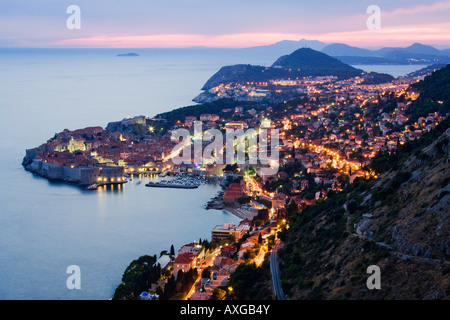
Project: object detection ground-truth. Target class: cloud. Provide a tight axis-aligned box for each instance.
[46,21,450,49]
[312,22,450,47]
[49,33,306,48]
[1,1,449,48]
[383,0,450,16]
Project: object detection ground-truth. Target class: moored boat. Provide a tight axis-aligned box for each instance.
[86,183,98,190]
[145,181,199,189]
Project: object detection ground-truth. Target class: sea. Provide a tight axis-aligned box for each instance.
[0,47,428,300]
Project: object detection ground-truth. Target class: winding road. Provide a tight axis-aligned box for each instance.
[270,239,286,300]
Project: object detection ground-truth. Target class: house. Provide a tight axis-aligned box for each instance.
[240,236,258,249]
[211,268,230,287]
[173,253,196,278]
[211,222,246,242]
[271,192,287,211]
[225,121,248,130]
[222,182,243,205]
[307,165,321,173]
[300,179,309,190]
[185,116,196,127]
[213,256,235,268]
[238,219,252,231]
[178,242,204,259]
[153,255,171,270]
[219,244,238,257]
[200,114,219,122]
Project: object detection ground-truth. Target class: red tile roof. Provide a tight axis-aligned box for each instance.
[174,253,195,264]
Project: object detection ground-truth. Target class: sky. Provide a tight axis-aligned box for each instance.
[1,0,450,48]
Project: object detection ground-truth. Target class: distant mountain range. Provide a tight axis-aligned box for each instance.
[248,39,329,52]
[183,40,450,67]
[241,39,328,58]
[236,40,450,65]
[320,42,450,65]
[201,48,363,90]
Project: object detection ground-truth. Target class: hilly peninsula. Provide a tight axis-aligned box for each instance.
[201,48,364,91]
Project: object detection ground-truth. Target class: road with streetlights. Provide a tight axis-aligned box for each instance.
[270,239,285,300]
[184,247,221,300]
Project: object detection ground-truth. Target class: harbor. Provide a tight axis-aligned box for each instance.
[145,182,199,189]
[145,174,205,189]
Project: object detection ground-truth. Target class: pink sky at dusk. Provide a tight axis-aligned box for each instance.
[1,0,450,48]
[50,22,450,48]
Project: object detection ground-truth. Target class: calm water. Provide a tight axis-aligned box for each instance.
[0,48,427,299]
[351,64,430,77]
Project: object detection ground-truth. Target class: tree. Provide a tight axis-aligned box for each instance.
[201,239,210,250]
[255,208,270,222]
[252,219,263,228]
[112,254,161,300]
[170,244,175,257]
[202,267,211,279]
[160,275,176,300]
[287,199,299,216]
[211,287,227,300]
[227,263,266,300]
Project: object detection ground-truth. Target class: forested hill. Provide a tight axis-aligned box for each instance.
[410,63,450,103]
[201,48,363,90]
[406,63,450,120]
[271,48,363,77]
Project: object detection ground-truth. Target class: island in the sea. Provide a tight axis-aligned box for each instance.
[117,52,140,57]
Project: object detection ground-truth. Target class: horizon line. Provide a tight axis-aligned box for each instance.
[1,41,450,50]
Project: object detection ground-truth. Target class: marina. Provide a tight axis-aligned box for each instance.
[145,175,204,189]
[145,182,199,189]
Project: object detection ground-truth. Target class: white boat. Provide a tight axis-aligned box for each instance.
[86,183,98,190]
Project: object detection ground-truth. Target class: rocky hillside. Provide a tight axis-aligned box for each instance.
[277,120,450,300]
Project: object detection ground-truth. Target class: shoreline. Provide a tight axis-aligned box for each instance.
[205,187,258,221]
[221,206,258,220]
